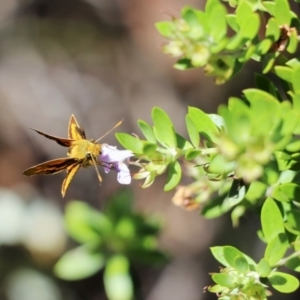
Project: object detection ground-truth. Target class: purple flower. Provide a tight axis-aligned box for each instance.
[99,144,133,184]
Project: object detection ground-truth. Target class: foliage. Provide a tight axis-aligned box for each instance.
[156,0,299,83]
[54,190,166,300]
[208,199,300,299]
[114,0,300,298]
[54,0,300,299]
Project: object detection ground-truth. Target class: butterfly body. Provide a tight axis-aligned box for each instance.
[23,115,104,197]
[68,139,101,164]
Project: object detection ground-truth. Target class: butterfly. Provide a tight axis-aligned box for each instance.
[23,114,122,197]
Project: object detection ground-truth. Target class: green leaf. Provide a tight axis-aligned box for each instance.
[210,37,228,54]
[211,246,255,268]
[243,44,256,62]
[268,271,299,293]
[142,142,157,155]
[209,114,225,129]
[236,0,253,26]
[138,120,156,143]
[257,258,271,277]
[54,246,104,280]
[245,181,267,203]
[262,53,276,74]
[226,10,259,50]
[292,93,300,112]
[286,209,300,232]
[164,161,182,191]
[207,284,225,293]
[139,172,156,189]
[231,205,246,227]
[212,273,236,288]
[264,233,289,265]
[226,33,243,50]
[265,17,280,41]
[272,183,300,202]
[176,133,193,150]
[286,139,300,152]
[234,256,250,273]
[228,97,248,112]
[152,107,177,148]
[210,246,230,267]
[207,0,227,42]
[223,246,249,271]
[208,153,235,175]
[255,38,272,56]
[155,21,176,38]
[226,14,238,32]
[185,148,201,160]
[261,198,285,242]
[292,67,300,95]
[274,0,292,25]
[275,103,296,140]
[275,151,292,170]
[141,142,156,155]
[65,201,111,244]
[243,88,279,105]
[104,255,133,300]
[182,7,200,27]
[286,58,300,69]
[274,66,293,82]
[188,107,219,142]
[287,29,298,53]
[285,256,300,272]
[239,14,260,40]
[185,115,200,147]
[263,1,275,16]
[115,133,144,154]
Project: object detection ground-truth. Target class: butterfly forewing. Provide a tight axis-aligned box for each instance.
[68,114,86,140]
[30,129,74,147]
[23,158,79,176]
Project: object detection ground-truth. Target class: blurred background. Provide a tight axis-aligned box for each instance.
[0,0,277,299]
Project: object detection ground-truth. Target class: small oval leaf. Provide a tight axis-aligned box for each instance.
[54,246,104,280]
[152,107,177,149]
[164,161,182,191]
[269,272,299,293]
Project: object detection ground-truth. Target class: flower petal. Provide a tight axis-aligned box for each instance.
[116,162,131,184]
[100,144,133,163]
[99,144,133,184]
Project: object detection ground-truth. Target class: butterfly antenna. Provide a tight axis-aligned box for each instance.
[90,155,102,183]
[95,119,123,143]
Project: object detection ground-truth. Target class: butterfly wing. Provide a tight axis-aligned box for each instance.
[23,158,78,175]
[68,114,86,140]
[30,129,74,147]
[61,162,81,197]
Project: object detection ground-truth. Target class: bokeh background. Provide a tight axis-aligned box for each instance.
[0,0,289,299]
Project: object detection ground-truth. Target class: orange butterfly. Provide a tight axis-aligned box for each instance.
[23,115,122,197]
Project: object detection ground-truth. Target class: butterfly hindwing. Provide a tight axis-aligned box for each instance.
[23,158,79,176]
[61,162,81,197]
